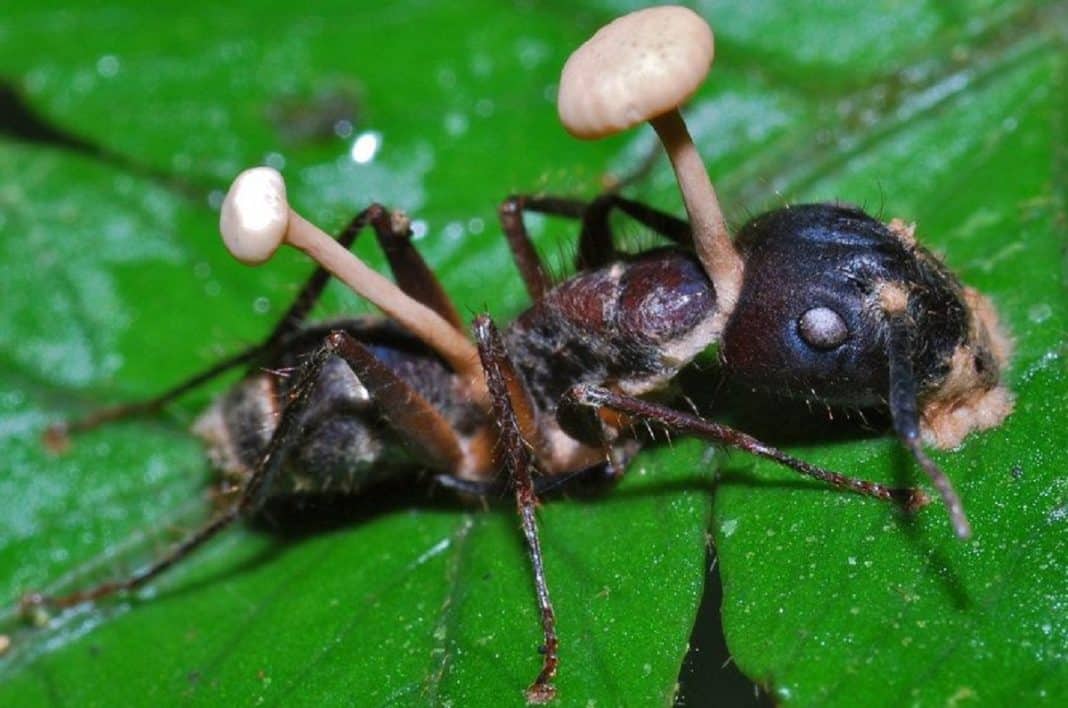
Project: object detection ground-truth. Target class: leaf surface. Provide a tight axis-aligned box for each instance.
[0,2,1064,707]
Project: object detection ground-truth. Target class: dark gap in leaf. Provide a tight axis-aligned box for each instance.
[676,556,772,706]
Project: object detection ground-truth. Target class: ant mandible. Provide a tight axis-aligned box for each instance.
[28,6,1013,703]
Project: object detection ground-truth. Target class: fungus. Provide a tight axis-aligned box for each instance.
[558,5,744,314]
[219,167,486,399]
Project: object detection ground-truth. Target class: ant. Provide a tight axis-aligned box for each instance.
[23,7,1012,703]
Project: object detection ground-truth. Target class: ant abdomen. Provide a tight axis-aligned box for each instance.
[194,319,485,499]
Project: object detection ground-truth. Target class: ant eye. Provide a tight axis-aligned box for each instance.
[798,307,848,350]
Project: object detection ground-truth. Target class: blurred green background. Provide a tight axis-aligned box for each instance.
[0,1,1064,706]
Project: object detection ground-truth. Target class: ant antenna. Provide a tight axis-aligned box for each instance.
[556,6,745,316]
[220,166,488,403]
[883,287,972,539]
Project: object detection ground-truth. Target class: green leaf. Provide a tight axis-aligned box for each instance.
[1,2,1064,707]
[0,3,707,706]
[691,1,1067,706]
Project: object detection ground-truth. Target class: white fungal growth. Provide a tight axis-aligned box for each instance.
[219,166,290,265]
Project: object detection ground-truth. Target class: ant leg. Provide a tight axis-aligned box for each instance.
[497,193,691,300]
[368,207,464,330]
[44,343,273,449]
[46,206,382,444]
[498,195,586,301]
[886,314,971,539]
[320,331,468,470]
[26,332,346,611]
[561,384,929,510]
[26,329,469,612]
[576,194,690,270]
[472,314,558,704]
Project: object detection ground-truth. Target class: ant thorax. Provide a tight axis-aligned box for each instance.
[506,248,718,412]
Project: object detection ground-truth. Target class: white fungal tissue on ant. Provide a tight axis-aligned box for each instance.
[27,5,1012,703]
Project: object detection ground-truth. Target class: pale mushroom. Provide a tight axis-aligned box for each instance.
[558,6,744,314]
[219,166,486,400]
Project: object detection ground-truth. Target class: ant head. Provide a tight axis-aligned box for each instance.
[721,203,1013,537]
[723,210,1012,457]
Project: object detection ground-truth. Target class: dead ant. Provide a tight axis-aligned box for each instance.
[24,6,1013,703]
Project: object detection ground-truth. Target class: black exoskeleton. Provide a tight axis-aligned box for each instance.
[724,203,996,406]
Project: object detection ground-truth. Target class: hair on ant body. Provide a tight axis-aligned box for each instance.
[26,6,1012,703]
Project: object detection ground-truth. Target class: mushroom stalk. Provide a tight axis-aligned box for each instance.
[555,6,745,318]
[219,166,487,404]
[650,110,743,313]
[283,211,485,398]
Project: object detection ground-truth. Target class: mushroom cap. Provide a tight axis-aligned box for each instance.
[558,6,714,139]
[219,166,290,265]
